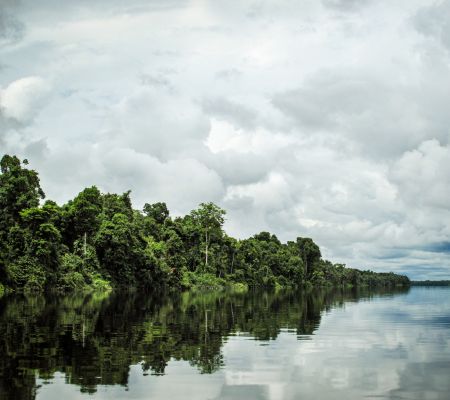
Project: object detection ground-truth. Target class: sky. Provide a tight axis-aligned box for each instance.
[1,0,449,280]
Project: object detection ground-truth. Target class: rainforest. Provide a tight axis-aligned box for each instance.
[0,154,410,294]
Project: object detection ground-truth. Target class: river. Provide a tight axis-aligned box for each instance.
[0,286,449,399]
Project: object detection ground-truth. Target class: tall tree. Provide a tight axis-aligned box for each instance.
[190,203,226,271]
[0,155,45,230]
[63,186,102,247]
[143,202,169,224]
[296,237,321,278]
[0,155,45,281]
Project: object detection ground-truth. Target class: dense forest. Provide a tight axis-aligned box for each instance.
[0,155,410,293]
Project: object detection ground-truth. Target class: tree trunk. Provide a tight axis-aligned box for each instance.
[205,230,208,268]
[230,251,235,274]
[84,232,87,265]
[305,256,308,277]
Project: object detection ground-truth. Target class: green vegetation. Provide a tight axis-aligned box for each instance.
[0,155,410,292]
[411,280,450,286]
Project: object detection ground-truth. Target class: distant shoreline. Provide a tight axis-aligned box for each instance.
[411,280,450,286]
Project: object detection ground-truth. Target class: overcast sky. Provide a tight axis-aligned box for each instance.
[1,0,449,279]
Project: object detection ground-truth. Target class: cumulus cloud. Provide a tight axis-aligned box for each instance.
[391,140,450,211]
[202,97,258,130]
[97,147,225,214]
[0,9,24,46]
[106,88,210,161]
[414,0,450,51]
[1,0,449,279]
[322,0,372,12]
[0,76,52,153]
[0,76,51,124]
[272,69,449,159]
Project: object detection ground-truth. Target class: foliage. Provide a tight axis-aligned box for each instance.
[190,202,226,272]
[89,275,112,291]
[411,280,450,286]
[181,271,227,290]
[6,256,47,291]
[0,154,410,292]
[58,270,86,291]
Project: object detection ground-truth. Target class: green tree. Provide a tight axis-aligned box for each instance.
[143,202,169,224]
[63,186,102,247]
[94,213,141,284]
[0,155,45,282]
[0,153,411,291]
[190,203,226,272]
[101,191,133,220]
[296,237,321,279]
[141,202,170,241]
[0,155,45,227]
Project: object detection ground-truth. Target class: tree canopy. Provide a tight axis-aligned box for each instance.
[0,155,410,293]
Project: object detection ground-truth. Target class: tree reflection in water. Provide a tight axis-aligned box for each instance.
[0,287,409,399]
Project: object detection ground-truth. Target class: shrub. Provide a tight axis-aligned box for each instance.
[229,282,248,292]
[60,253,83,272]
[58,271,86,291]
[90,275,112,291]
[189,272,226,290]
[6,256,46,291]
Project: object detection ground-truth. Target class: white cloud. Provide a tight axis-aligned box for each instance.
[97,147,226,214]
[0,76,51,124]
[272,68,450,160]
[107,87,210,161]
[1,0,449,279]
[414,0,450,51]
[391,139,450,211]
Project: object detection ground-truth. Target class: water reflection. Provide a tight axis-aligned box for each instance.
[2,286,447,400]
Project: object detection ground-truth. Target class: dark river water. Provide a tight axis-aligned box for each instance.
[0,286,449,400]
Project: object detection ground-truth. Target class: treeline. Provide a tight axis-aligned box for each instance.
[411,280,450,286]
[0,155,410,292]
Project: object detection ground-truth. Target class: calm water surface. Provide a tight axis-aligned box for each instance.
[0,287,449,400]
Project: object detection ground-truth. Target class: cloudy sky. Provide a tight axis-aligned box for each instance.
[1,0,449,279]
